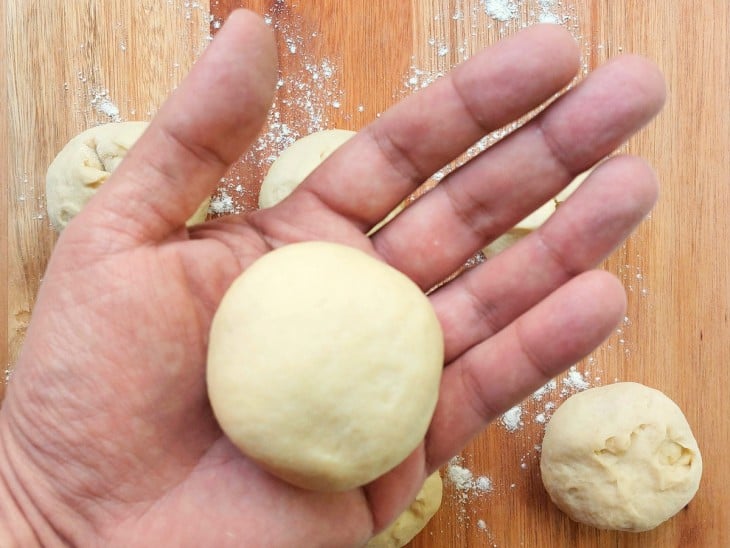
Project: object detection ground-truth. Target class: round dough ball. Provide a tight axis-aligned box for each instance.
[46,121,210,231]
[258,129,356,209]
[540,382,702,532]
[258,128,406,233]
[207,241,444,492]
[366,472,443,548]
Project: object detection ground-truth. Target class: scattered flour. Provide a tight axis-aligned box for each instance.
[209,190,234,214]
[484,0,519,22]
[562,366,591,394]
[446,457,494,501]
[532,379,558,401]
[447,462,474,493]
[475,476,493,492]
[500,405,523,432]
[213,8,345,214]
[90,89,121,122]
[537,0,561,24]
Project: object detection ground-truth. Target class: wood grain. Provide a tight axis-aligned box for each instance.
[3,0,729,546]
[1,0,9,390]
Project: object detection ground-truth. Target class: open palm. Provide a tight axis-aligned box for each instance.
[0,10,665,547]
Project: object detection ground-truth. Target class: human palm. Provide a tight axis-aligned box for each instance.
[0,10,665,547]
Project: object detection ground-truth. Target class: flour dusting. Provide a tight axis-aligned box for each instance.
[210,9,345,214]
[90,89,121,122]
[447,457,494,504]
[484,0,519,22]
[500,405,524,432]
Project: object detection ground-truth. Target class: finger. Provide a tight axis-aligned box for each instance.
[425,270,627,469]
[73,10,277,248]
[251,24,580,241]
[431,155,658,363]
[371,54,666,289]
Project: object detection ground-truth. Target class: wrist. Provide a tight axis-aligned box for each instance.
[0,432,42,547]
[0,416,67,547]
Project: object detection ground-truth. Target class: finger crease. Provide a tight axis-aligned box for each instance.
[441,181,497,244]
[365,125,425,190]
[533,229,583,279]
[462,275,504,342]
[513,319,554,382]
[449,75,494,135]
[460,355,503,423]
[534,117,580,178]
[161,126,230,173]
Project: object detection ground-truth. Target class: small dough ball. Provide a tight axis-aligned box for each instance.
[366,472,443,548]
[540,382,702,532]
[483,170,590,258]
[207,241,444,492]
[46,122,210,231]
[258,129,356,208]
[259,128,405,232]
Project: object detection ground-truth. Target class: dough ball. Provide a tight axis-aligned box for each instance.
[540,382,702,532]
[207,241,444,492]
[46,122,210,231]
[259,128,406,233]
[258,129,356,209]
[366,472,443,548]
[483,170,590,258]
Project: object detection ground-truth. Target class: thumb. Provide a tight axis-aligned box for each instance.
[70,9,277,250]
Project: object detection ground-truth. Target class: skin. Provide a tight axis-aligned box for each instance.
[0,10,665,548]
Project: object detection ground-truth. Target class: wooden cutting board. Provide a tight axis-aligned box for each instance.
[2,1,729,546]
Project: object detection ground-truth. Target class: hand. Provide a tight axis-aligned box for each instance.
[0,10,664,547]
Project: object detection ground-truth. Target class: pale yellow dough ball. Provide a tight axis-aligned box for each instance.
[540,382,702,532]
[258,128,405,234]
[366,472,443,548]
[258,129,356,209]
[46,122,209,231]
[207,241,444,492]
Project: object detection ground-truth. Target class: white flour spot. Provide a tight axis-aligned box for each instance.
[484,0,519,22]
[446,457,494,502]
[533,379,557,400]
[501,404,523,432]
[562,366,591,393]
[90,89,121,122]
[537,0,560,23]
[209,190,234,214]
[475,475,493,492]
